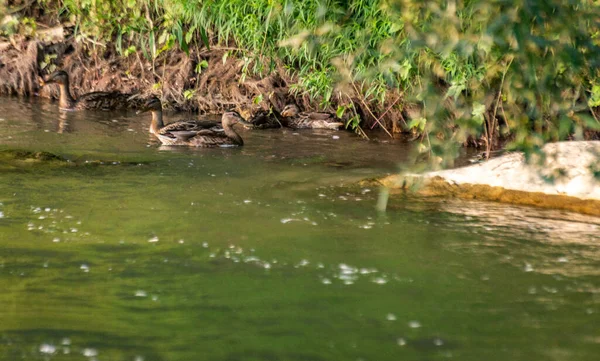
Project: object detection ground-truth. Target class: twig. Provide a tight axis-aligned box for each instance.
[488,58,513,158]
[351,82,393,138]
[369,96,400,130]
[79,34,106,48]
[7,0,35,14]
[355,124,370,140]
[344,94,369,140]
[500,102,509,132]
[198,46,250,55]
[581,90,600,124]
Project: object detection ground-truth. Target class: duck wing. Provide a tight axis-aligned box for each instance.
[159,120,222,134]
[303,111,334,120]
[76,91,134,110]
[185,130,237,147]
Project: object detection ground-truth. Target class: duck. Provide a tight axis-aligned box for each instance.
[39,70,136,111]
[137,97,252,147]
[280,104,344,130]
[243,109,282,129]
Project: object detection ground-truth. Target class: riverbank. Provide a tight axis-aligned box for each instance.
[3,0,599,149]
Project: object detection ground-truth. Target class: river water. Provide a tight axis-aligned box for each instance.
[1,97,599,361]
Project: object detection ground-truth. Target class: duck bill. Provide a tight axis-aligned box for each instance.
[43,73,60,85]
[236,117,254,127]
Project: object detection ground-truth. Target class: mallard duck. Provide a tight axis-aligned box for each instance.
[39,70,136,111]
[137,97,252,147]
[280,104,344,130]
[242,109,282,129]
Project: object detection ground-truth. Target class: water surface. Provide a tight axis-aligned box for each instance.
[1,97,599,361]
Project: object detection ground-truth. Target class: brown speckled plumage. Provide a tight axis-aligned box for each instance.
[39,70,139,111]
[138,97,251,147]
[280,104,344,130]
[243,110,282,129]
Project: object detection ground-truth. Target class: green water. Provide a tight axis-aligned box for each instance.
[1,97,599,361]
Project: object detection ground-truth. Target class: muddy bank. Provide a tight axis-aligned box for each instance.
[0,34,284,112]
[369,141,600,216]
[0,27,401,130]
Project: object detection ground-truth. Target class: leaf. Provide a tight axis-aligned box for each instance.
[588,85,600,107]
[195,60,209,74]
[183,89,196,100]
[149,31,156,59]
[446,81,466,100]
[185,28,194,45]
[222,52,229,65]
[471,102,486,125]
[398,59,412,81]
[390,22,403,33]
[252,94,263,104]
[116,32,122,54]
[173,23,183,47]
[157,36,174,56]
[408,117,427,131]
[158,30,168,45]
[580,113,600,131]
[336,105,346,118]
[345,115,360,129]
[199,27,210,50]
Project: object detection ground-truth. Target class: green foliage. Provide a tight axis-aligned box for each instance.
[183,89,195,100]
[41,0,403,110]
[378,0,600,163]
[15,0,600,159]
[589,84,600,108]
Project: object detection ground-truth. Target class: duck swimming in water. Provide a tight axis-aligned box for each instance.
[137,97,252,147]
[39,70,137,111]
[280,104,344,130]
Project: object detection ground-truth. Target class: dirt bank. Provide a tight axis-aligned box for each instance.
[1,26,409,133]
[0,33,287,112]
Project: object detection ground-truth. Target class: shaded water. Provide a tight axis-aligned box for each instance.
[1,97,599,361]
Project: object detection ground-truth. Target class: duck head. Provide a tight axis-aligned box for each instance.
[222,111,254,128]
[136,97,163,114]
[41,70,70,86]
[281,104,300,117]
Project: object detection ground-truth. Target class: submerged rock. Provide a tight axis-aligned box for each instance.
[372,141,600,216]
[0,149,68,167]
[0,149,150,170]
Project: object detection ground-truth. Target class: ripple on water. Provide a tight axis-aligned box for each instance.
[408,321,422,328]
[39,343,56,354]
[82,348,98,357]
[201,243,396,288]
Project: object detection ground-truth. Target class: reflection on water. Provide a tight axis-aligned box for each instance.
[1,96,599,361]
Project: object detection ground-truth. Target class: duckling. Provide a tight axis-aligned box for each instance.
[39,70,136,111]
[280,104,344,130]
[137,97,252,147]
